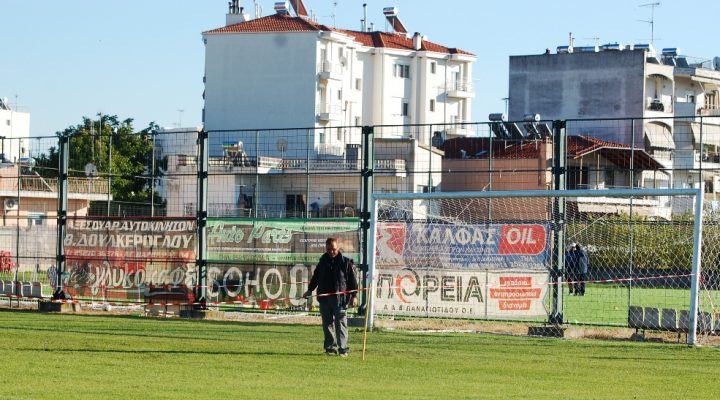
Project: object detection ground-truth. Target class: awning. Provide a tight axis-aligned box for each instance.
[691,76,720,89]
[644,123,675,149]
[690,122,720,147]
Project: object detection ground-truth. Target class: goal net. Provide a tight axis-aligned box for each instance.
[369,189,712,345]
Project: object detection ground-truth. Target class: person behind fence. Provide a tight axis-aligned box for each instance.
[303,237,358,357]
[575,243,589,296]
[565,242,577,295]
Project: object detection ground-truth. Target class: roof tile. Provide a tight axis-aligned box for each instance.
[204,14,474,56]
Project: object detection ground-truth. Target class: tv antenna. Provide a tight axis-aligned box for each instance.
[324,1,338,27]
[176,109,184,128]
[639,2,661,47]
[584,37,600,47]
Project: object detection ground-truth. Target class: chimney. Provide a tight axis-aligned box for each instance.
[226,0,249,25]
[412,32,423,51]
[362,3,368,32]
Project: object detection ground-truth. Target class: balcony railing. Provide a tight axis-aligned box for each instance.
[12,177,109,195]
[446,80,474,98]
[699,106,720,117]
[317,61,344,80]
[375,159,406,171]
[646,98,672,112]
[316,102,343,121]
[317,144,345,157]
[177,155,405,173]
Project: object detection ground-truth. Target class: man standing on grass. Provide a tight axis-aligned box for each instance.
[303,237,358,357]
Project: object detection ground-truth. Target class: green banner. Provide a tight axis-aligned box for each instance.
[207,218,360,264]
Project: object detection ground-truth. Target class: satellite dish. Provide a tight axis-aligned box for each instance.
[276,139,288,153]
[84,161,98,178]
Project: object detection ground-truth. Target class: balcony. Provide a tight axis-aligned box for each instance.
[316,102,343,122]
[674,101,696,117]
[317,61,344,81]
[317,144,345,158]
[699,106,720,117]
[375,159,407,177]
[571,191,671,219]
[646,98,672,113]
[446,80,474,98]
[279,158,406,176]
[2,176,110,195]
[178,154,406,176]
[445,121,475,138]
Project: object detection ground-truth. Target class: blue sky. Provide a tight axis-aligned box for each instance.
[2,0,718,137]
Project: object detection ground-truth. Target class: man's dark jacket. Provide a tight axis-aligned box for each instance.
[307,252,357,305]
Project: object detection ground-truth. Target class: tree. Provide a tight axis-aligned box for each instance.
[35,115,162,205]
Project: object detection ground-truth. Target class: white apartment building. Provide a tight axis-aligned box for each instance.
[202,3,476,148]
[0,97,30,163]
[509,45,720,199]
[161,2,475,218]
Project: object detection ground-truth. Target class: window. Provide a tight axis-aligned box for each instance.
[337,127,343,141]
[338,89,343,100]
[452,71,461,90]
[567,166,589,190]
[332,191,357,207]
[355,78,362,90]
[318,131,325,144]
[338,47,344,59]
[402,102,409,117]
[604,168,615,188]
[429,99,435,112]
[27,212,45,226]
[354,116,362,126]
[394,63,410,78]
[286,194,306,217]
[430,61,436,74]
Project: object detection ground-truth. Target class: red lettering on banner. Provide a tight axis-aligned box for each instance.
[489,288,542,299]
[499,300,531,311]
[498,224,546,255]
[499,276,532,287]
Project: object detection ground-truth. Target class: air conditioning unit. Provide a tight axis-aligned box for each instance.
[4,198,18,211]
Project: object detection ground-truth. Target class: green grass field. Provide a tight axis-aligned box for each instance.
[1,310,719,400]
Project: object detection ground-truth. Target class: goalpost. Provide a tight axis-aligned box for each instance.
[367,188,706,345]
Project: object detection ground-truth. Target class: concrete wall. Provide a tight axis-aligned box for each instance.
[509,50,647,125]
[203,32,319,131]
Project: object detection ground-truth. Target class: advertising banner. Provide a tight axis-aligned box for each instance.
[374,268,486,318]
[206,264,311,309]
[376,222,550,270]
[207,218,360,264]
[485,272,549,318]
[63,218,197,300]
[374,268,549,319]
[65,218,196,261]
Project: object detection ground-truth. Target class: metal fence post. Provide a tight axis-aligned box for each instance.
[359,125,374,315]
[53,135,69,300]
[550,119,567,324]
[195,129,209,309]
